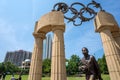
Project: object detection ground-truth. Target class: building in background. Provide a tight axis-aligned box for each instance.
[4,50,32,66]
[21,59,31,69]
[4,35,52,66]
[43,34,52,59]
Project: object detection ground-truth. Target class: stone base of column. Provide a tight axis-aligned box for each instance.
[105,55,120,80]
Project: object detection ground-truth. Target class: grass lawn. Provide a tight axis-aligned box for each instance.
[5,74,110,80]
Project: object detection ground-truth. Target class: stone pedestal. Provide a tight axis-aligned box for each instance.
[51,26,67,80]
[94,11,120,80]
[28,33,45,80]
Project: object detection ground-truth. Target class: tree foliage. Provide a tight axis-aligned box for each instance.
[98,54,108,74]
[66,54,80,75]
[0,62,21,74]
[42,58,51,76]
[0,54,108,76]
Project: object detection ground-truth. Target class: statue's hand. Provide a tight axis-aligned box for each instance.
[79,65,87,70]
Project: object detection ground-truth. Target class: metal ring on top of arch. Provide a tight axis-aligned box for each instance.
[52,0,103,26]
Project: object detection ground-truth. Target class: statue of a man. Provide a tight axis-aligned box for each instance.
[79,47,103,80]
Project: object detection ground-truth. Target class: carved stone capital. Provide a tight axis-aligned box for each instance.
[94,11,119,33]
[33,32,46,39]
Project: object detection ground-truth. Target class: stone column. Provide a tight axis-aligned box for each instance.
[99,28,120,80]
[28,32,45,80]
[112,31,120,48]
[51,26,67,80]
[94,11,120,80]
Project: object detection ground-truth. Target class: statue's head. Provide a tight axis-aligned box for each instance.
[82,47,89,56]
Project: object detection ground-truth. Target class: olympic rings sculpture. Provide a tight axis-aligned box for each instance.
[52,0,103,26]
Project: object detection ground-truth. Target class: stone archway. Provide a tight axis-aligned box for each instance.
[28,11,67,80]
[28,11,120,80]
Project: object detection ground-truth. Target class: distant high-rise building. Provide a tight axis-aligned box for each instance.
[43,34,52,59]
[4,50,32,66]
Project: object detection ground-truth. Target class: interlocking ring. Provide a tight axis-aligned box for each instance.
[53,2,69,14]
[80,7,96,22]
[87,1,102,12]
[52,0,103,26]
[64,7,78,23]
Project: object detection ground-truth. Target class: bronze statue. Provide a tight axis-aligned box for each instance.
[79,47,103,80]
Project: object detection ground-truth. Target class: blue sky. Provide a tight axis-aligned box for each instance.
[0,0,120,62]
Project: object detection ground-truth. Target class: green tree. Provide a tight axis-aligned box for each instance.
[0,62,21,74]
[0,63,5,73]
[42,59,51,76]
[67,54,80,75]
[98,54,108,74]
